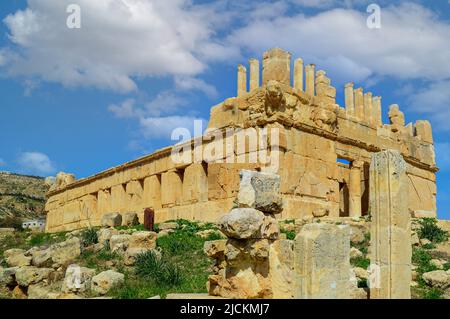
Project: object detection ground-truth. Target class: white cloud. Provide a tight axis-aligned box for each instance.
[226,3,450,85]
[174,76,218,98]
[139,115,205,140]
[408,81,450,131]
[17,152,56,176]
[1,0,232,92]
[436,143,450,172]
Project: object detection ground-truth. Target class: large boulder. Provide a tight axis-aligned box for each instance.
[15,266,53,287]
[92,270,125,295]
[109,234,131,254]
[122,212,139,226]
[4,249,31,267]
[204,240,227,259]
[61,264,96,294]
[237,170,283,214]
[50,237,82,265]
[30,248,53,267]
[101,213,122,228]
[128,231,157,250]
[0,267,18,286]
[219,208,265,239]
[422,270,450,289]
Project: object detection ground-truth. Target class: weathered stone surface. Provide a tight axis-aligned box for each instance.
[269,239,294,298]
[4,249,31,267]
[50,237,81,265]
[237,170,283,214]
[158,222,179,231]
[0,267,18,286]
[196,229,224,239]
[28,284,52,299]
[122,212,139,226]
[15,267,53,287]
[353,267,368,280]
[369,150,411,299]
[204,240,227,259]
[293,223,352,299]
[92,270,125,295]
[157,229,175,238]
[219,208,265,239]
[30,248,52,267]
[128,231,157,250]
[412,210,435,219]
[109,234,131,254]
[260,214,280,240]
[12,285,27,299]
[61,264,96,293]
[97,228,118,245]
[350,247,363,259]
[422,270,449,289]
[101,213,122,228]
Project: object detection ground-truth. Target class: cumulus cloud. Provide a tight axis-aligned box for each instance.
[1,0,231,92]
[17,152,56,175]
[226,3,450,86]
[408,81,450,131]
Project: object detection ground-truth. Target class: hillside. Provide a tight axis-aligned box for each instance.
[0,172,49,223]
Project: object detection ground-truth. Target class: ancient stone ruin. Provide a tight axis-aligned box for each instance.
[44,48,437,238]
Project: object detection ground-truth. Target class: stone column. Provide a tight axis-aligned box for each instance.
[354,88,364,120]
[364,92,373,125]
[369,150,411,299]
[262,48,291,85]
[305,64,316,96]
[414,120,433,144]
[349,161,362,218]
[249,58,260,91]
[345,82,355,115]
[294,58,304,91]
[237,64,247,97]
[372,96,382,128]
[294,223,351,299]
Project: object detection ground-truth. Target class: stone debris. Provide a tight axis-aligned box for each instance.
[92,270,125,295]
[101,213,122,228]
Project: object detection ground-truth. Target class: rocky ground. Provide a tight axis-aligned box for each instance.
[0,216,225,299]
[1,214,448,299]
[0,172,49,226]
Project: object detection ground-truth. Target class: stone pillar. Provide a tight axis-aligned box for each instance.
[369,150,411,299]
[364,92,373,124]
[249,58,260,91]
[294,223,351,299]
[345,82,355,115]
[305,64,316,96]
[161,169,183,207]
[237,64,247,97]
[262,48,291,85]
[349,161,362,218]
[354,88,364,120]
[294,58,304,91]
[372,96,382,128]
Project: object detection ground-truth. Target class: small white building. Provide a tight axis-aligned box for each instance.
[22,219,46,231]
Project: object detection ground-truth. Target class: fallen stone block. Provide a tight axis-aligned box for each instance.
[101,213,122,228]
[92,270,125,295]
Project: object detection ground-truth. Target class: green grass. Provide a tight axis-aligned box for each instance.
[81,228,98,247]
[411,246,443,299]
[109,220,215,299]
[77,248,120,271]
[280,229,296,240]
[350,256,370,269]
[417,218,449,244]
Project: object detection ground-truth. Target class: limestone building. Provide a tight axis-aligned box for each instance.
[44,48,437,232]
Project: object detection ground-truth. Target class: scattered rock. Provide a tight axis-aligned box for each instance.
[128,231,157,250]
[97,228,118,245]
[157,229,175,238]
[15,266,53,287]
[260,214,280,240]
[92,270,125,295]
[61,264,96,294]
[420,238,431,246]
[350,247,363,259]
[0,267,18,286]
[12,285,27,299]
[312,208,329,218]
[219,208,265,239]
[4,249,32,267]
[430,259,445,270]
[196,229,222,239]
[422,270,450,289]
[237,170,283,214]
[101,213,122,228]
[122,212,139,226]
[30,248,52,267]
[109,234,131,254]
[50,237,82,265]
[158,222,179,231]
[281,223,295,232]
[353,267,368,280]
[28,284,52,299]
[411,232,420,246]
[349,225,366,245]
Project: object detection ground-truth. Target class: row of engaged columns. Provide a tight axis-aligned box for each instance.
[345,83,382,128]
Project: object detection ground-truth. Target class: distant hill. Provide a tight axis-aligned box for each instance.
[0,172,49,223]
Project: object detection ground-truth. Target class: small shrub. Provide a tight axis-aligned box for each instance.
[28,233,52,246]
[422,287,443,299]
[135,251,183,286]
[280,229,296,240]
[418,218,449,243]
[350,256,370,269]
[0,216,23,230]
[157,230,204,255]
[81,228,98,247]
[357,278,368,288]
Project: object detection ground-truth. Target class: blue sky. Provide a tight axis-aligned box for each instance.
[0,0,449,219]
